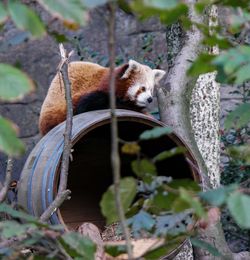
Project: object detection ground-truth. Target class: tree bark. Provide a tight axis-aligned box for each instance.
[157,2,238,260]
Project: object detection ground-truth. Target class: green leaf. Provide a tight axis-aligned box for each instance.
[0,221,36,239]
[117,0,133,14]
[60,232,96,259]
[227,145,250,164]
[100,177,137,224]
[150,190,178,213]
[0,63,34,101]
[179,188,206,218]
[131,1,188,26]
[169,179,201,192]
[8,1,46,38]
[139,0,179,9]
[199,184,238,206]
[195,2,209,13]
[219,0,249,8]
[121,142,140,155]
[105,244,127,257]
[224,103,250,130]
[153,147,186,163]
[131,159,157,178]
[202,34,231,50]
[190,238,221,257]
[172,198,191,212]
[214,48,246,75]
[139,126,172,140]
[0,117,25,156]
[0,203,62,230]
[227,192,250,228]
[83,0,107,8]
[40,0,87,26]
[235,64,250,84]
[212,46,250,84]
[0,3,8,24]
[143,235,186,259]
[188,53,217,77]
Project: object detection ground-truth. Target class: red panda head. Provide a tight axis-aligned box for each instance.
[115,60,166,108]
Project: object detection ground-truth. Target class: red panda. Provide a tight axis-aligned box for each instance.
[39,60,165,135]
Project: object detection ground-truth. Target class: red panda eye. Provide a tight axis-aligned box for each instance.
[141,86,146,92]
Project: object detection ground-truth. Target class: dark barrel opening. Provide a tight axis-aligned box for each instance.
[58,121,197,230]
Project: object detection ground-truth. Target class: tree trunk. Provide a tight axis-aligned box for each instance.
[157,3,237,260]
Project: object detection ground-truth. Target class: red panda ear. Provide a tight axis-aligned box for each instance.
[121,59,140,79]
[153,69,166,84]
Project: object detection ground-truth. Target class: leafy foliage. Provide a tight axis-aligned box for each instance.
[121,142,141,155]
[188,53,217,77]
[143,235,186,259]
[0,117,25,156]
[131,159,157,179]
[199,185,238,206]
[60,232,96,259]
[227,192,250,229]
[0,63,34,101]
[0,204,95,259]
[0,221,36,239]
[105,244,127,257]
[0,2,8,24]
[152,147,186,163]
[1,0,250,257]
[8,1,46,38]
[39,0,88,27]
[224,103,250,130]
[227,145,250,164]
[131,0,188,26]
[100,177,137,224]
[190,238,221,257]
[139,126,172,140]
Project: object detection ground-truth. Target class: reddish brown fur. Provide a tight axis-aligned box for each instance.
[39,62,136,135]
[98,64,136,99]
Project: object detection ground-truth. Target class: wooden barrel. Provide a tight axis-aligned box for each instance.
[18,109,199,232]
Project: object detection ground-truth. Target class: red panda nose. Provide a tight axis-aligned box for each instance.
[147,97,153,103]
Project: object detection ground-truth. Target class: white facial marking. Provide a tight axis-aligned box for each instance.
[137,90,152,107]
[127,84,140,99]
[124,61,166,107]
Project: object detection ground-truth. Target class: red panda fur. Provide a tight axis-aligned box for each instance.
[39,61,165,135]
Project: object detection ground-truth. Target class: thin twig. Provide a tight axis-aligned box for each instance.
[39,44,73,222]
[0,157,13,203]
[40,190,71,222]
[107,1,133,259]
[58,44,74,193]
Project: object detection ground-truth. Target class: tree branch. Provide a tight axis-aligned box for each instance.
[39,44,73,222]
[107,1,133,259]
[40,190,71,222]
[58,44,74,194]
[157,0,210,189]
[0,157,13,203]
